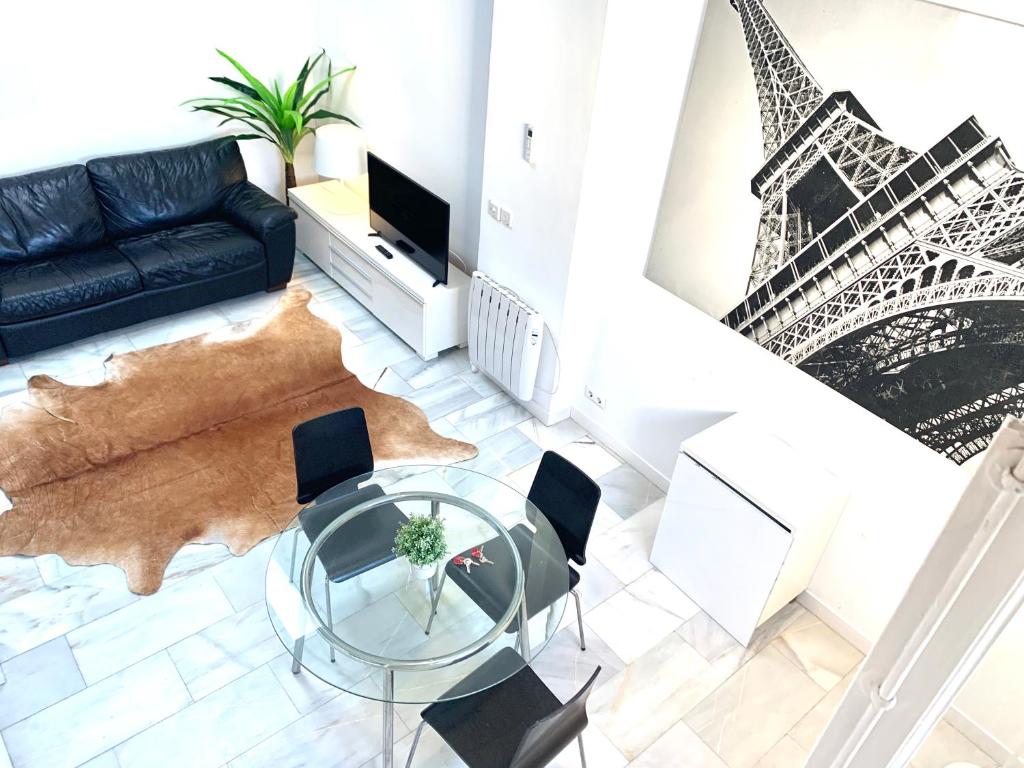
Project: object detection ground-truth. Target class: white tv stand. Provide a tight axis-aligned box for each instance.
[288,180,470,361]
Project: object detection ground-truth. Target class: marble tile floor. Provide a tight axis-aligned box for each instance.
[0,254,998,768]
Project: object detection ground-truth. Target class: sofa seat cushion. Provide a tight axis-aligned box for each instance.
[0,246,142,324]
[114,220,264,289]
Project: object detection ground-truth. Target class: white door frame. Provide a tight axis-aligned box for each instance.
[806,417,1024,768]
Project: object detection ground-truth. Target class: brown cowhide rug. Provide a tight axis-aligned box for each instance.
[0,289,476,594]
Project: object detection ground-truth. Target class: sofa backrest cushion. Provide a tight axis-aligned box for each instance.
[0,165,107,261]
[86,138,248,239]
[0,206,26,262]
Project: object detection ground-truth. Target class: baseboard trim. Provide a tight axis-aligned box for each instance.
[569,406,671,492]
[796,591,873,654]
[524,398,571,427]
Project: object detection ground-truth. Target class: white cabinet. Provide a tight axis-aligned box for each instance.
[288,181,470,361]
[651,413,848,646]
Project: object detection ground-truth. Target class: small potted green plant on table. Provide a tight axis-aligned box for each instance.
[393,515,447,580]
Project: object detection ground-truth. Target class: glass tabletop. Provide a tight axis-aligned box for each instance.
[265,464,570,705]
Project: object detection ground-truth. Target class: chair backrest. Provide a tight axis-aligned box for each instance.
[509,666,602,768]
[292,407,374,504]
[527,451,601,566]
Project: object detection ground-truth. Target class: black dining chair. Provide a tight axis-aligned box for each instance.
[425,451,600,651]
[405,647,602,768]
[289,407,409,662]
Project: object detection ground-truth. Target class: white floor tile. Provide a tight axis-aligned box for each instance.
[445,392,531,442]
[530,623,625,703]
[0,566,136,662]
[629,721,728,768]
[168,602,283,700]
[342,334,417,377]
[18,333,134,381]
[589,499,663,586]
[595,464,663,520]
[0,364,27,397]
[753,735,809,768]
[789,670,855,752]
[556,439,622,480]
[229,689,403,768]
[0,637,85,730]
[516,417,589,451]
[0,558,42,608]
[457,369,503,397]
[586,589,685,664]
[266,652,346,716]
[1,652,190,768]
[684,645,826,768]
[626,570,700,624]
[590,632,720,760]
[68,574,234,684]
[405,377,485,422]
[771,610,863,692]
[210,538,276,613]
[77,752,120,768]
[393,348,471,389]
[114,666,299,768]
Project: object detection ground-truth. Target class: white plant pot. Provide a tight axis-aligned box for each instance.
[410,562,437,580]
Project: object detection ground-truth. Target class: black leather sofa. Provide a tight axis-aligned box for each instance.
[0,138,296,362]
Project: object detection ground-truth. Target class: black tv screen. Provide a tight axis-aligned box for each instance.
[367,152,450,285]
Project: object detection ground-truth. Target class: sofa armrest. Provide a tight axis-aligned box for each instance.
[222,182,297,287]
[221,181,296,241]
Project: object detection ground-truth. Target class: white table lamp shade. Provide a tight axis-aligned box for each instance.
[314,123,366,180]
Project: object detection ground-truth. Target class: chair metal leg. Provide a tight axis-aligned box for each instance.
[405,721,426,768]
[325,574,335,663]
[578,734,587,768]
[571,589,586,651]
[291,635,304,674]
[289,527,300,584]
[383,669,395,768]
[425,569,447,635]
[519,592,532,661]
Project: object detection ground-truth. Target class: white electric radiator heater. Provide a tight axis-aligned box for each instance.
[468,272,543,401]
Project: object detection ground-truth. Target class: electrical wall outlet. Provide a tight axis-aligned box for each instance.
[584,385,606,409]
[487,200,499,220]
[499,207,512,228]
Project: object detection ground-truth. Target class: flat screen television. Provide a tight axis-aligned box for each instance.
[367,152,450,286]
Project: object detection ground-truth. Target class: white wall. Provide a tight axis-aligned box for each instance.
[475,0,609,421]
[310,0,493,271]
[0,0,322,197]
[550,0,1022,756]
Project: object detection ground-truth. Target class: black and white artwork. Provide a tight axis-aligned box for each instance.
[645,0,1024,464]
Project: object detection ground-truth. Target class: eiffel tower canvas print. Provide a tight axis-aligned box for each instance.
[645,0,1024,464]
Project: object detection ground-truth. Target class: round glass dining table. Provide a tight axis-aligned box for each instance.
[265,464,570,768]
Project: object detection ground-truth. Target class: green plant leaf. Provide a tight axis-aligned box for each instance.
[215,49,279,110]
[297,65,355,111]
[306,109,358,126]
[208,76,261,100]
[294,50,325,107]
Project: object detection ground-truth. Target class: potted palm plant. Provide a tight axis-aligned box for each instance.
[393,515,448,580]
[185,49,357,189]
